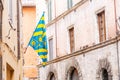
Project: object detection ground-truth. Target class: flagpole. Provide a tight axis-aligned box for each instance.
[24,46,29,54]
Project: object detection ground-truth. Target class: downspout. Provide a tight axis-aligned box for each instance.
[54,0,58,57]
[0,0,3,42]
[114,0,120,79]
[114,0,117,34]
[0,1,3,79]
[17,0,20,60]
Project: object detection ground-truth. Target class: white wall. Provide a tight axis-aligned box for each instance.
[46,0,117,57]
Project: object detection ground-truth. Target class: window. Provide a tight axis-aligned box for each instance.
[69,27,75,53]
[49,38,53,60]
[47,0,52,21]
[70,68,79,80]
[67,0,73,9]
[8,0,13,22]
[97,11,106,42]
[102,68,108,80]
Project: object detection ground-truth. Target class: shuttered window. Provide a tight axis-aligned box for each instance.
[97,11,106,42]
[69,27,74,53]
[49,38,53,61]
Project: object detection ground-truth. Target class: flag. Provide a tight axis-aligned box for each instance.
[28,12,48,66]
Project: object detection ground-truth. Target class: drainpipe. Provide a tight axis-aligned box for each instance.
[17,0,20,60]
[0,1,3,80]
[116,38,120,80]
[54,0,58,57]
[114,0,120,79]
[114,0,117,35]
[0,0,3,42]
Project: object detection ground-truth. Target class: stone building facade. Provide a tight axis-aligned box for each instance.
[37,0,120,80]
[0,0,23,80]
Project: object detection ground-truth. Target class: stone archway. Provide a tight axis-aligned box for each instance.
[65,57,83,80]
[47,65,58,80]
[96,58,112,80]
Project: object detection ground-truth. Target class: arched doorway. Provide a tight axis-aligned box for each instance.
[96,58,112,80]
[70,67,79,80]
[102,68,108,80]
[47,72,56,80]
[50,73,55,80]
[66,67,80,80]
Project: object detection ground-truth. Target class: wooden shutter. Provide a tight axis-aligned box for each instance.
[97,11,106,42]
[69,27,74,53]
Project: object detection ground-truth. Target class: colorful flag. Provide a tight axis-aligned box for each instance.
[28,12,48,66]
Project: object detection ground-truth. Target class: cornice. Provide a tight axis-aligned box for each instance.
[37,35,120,68]
[46,0,89,27]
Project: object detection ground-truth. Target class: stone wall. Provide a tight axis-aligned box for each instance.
[38,40,120,80]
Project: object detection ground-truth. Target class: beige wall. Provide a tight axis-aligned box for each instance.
[1,0,22,80]
[22,7,38,79]
[2,43,19,80]
[2,0,18,57]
